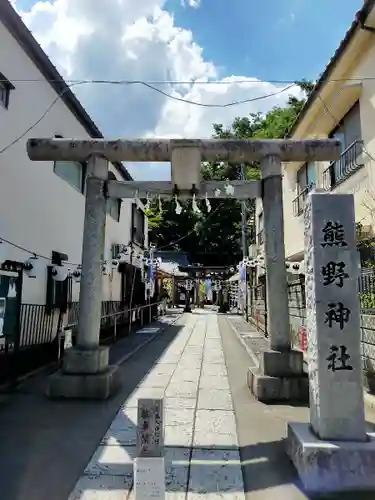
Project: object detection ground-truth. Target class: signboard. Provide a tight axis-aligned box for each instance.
[134,457,165,500]
[137,398,164,458]
[0,273,21,339]
[64,329,73,349]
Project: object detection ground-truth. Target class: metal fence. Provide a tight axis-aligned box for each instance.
[248,269,375,378]
[19,303,57,347]
[358,268,375,313]
[0,299,164,388]
[8,300,135,350]
[248,283,267,333]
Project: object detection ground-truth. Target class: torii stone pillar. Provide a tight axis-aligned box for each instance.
[27,137,340,400]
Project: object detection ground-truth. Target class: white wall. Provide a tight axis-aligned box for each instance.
[0,20,145,305]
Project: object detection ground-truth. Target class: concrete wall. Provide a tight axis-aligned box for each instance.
[0,19,147,308]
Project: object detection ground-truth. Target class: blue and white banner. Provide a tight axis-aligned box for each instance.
[205,279,212,301]
[239,261,246,282]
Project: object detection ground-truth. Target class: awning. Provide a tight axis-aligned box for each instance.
[159,261,188,277]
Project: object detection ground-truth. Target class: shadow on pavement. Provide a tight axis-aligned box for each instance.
[0,319,184,500]
[218,313,375,500]
[75,439,375,499]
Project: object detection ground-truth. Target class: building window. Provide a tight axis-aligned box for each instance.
[54,160,85,193]
[323,101,363,190]
[53,135,86,192]
[296,162,316,194]
[106,172,121,222]
[257,212,264,245]
[100,222,106,260]
[329,101,361,151]
[131,203,145,246]
[107,199,121,221]
[0,83,9,108]
[0,72,15,109]
[258,212,263,231]
[293,162,316,217]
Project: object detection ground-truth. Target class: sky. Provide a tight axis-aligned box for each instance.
[12,0,364,180]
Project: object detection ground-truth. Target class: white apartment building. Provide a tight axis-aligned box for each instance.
[0,1,148,344]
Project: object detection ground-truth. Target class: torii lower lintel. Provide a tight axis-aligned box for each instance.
[106,180,261,200]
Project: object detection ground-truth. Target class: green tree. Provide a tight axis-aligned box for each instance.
[147,81,312,265]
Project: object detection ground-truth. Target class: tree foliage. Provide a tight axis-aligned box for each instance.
[147,81,314,265]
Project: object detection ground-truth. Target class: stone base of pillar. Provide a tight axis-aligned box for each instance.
[247,349,308,402]
[286,422,375,493]
[46,346,121,400]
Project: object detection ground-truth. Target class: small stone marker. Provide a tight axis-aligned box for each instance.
[137,398,164,457]
[286,192,375,493]
[135,398,165,500]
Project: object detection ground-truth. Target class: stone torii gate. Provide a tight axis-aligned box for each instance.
[27,137,340,400]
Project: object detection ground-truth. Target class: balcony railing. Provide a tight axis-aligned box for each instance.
[257,229,264,246]
[323,140,364,190]
[292,187,309,217]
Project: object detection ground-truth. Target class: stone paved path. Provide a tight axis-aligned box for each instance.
[69,309,246,500]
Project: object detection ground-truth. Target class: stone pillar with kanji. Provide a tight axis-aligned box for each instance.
[306,192,365,441]
[286,192,375,494]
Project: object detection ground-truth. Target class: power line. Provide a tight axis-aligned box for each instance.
[0,199,223,267]
[1,77,359,262]
[0,81,296,155]
[156,201,224,251]
[3,76,375,85]
[145,82,296,108]
[0,81,87,155]
[0,234,80,267]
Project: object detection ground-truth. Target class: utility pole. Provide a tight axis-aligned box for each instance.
[240,164,249,322]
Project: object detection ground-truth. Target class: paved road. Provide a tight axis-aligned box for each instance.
[2,309,375,499]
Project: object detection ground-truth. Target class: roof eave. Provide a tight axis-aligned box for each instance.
[287,0,375,138]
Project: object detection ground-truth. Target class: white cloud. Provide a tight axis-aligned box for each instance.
[181,0,201,8]
[15,0,302,179]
